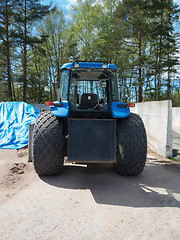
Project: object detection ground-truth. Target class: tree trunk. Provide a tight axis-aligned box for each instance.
[12,79,16,100]
[154,74,157,100]
[157,3,164,101]
[23,0,27,102]
[138,29,142,102]
[5,0,13,100]
[167,66,171,98]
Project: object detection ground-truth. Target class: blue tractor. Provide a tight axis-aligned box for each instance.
[33,61,147,176]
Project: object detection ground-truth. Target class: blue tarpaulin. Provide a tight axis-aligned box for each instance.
[0,102,39,149]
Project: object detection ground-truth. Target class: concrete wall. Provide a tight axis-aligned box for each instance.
[172,107,180,135]
[131,100,172,158]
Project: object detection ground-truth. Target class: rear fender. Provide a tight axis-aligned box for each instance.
[50,101,69,117]
[110,101,130,118]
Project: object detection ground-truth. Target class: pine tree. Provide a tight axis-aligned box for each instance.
[0,0,15,100]
[146,0,179,100]
[114,0,150,102]
[13,0,49,102]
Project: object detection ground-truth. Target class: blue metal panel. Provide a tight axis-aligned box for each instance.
[108,64,119,70]
[110,101,130,118]
[60,63,74,70]
[60,62,119,70]
[50,101,69,117]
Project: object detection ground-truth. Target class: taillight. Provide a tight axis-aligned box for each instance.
[127,103,135,107]
[44,102,53,106]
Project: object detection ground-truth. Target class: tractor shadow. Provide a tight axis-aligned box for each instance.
[40,157,180,208]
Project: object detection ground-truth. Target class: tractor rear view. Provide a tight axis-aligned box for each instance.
[32,61,147,176]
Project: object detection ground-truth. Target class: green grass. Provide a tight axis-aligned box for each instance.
[169,157,179,162]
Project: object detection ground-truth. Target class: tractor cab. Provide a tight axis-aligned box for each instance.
[60,61,119,108]
[51,61,130,119]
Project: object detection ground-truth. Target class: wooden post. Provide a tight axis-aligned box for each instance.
[28,123,35,162]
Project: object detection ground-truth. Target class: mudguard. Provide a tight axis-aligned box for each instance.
[50,101,69,117]
[110,101,130,118]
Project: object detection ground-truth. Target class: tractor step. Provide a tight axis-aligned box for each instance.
[68,118,116,163]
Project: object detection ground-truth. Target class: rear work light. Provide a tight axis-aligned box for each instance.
[44,102,54,106]
[127,103,135,107]
[74,63,80,68]
[102,63,108,68]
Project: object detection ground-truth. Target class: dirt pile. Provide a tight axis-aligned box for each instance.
[10,163,27,175]
[2,163,28,187]
[0,149,36,204]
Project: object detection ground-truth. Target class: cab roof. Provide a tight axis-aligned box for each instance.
[60,61,119,71]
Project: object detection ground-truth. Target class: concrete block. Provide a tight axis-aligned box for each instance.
[172,107,180,135]
[131,100,172,158]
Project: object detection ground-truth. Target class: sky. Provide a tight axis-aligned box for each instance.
[40,0,180,31]
[41,0,77,13]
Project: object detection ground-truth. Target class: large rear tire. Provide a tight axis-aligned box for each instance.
[33,111,64,176]
[114,113,147,176]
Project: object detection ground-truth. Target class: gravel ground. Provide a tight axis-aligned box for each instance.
[0,148,180,240]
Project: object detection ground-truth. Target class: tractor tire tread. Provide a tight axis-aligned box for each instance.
[33,111,64,176]
[114,113,147,176]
